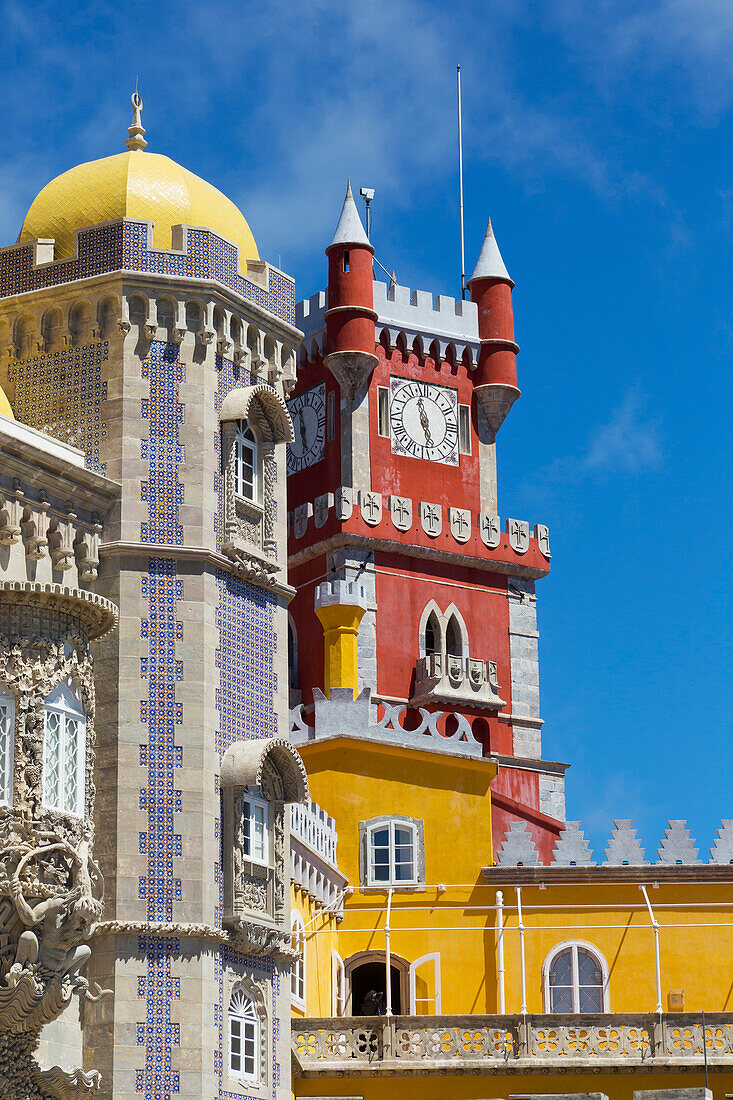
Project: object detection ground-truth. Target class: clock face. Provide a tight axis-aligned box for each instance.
[389,377,459,465]
[287,382,326,474]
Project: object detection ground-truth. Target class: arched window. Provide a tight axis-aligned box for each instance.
[288,619,299,692]
[424,612,440,656]
[445,614,462,657]
[544,942,609,1013]
[0,688,14,806]
[291,910,306,1009]
[234,422,258,503]
[228,987,259,1081]
[42,679,86,817]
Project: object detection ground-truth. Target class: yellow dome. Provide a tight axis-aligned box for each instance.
[18,149,259,272]
[0,385,14,419]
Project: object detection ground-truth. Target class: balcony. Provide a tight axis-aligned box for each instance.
[291,800,347,915]
[411,653,505,710]
[292,1013,733,1076]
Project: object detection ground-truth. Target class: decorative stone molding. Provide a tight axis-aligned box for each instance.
[288,491,550,570]
[419,502,442,538]
[496,821,541,867]
[709,820,733,864]
[388,496,412,532]
[552,821,595,866]
[293,1013,733,1076]
[411,652,505,710]
[289,688,484,760]
[605,820,648,866]
[657,821,700,865]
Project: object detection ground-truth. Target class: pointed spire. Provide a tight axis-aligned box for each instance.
[467,217,511,285]
[327,179,370,252]
[125,90,147,152]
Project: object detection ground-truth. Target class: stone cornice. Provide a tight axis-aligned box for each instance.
[100,541,295,598]
[289,530,549,581]
[481,863,733,884]
[0,581,118,639]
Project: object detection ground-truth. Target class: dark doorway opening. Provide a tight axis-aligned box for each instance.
[351,961,402,1015]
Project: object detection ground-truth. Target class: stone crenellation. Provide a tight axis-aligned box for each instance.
[296,280,482,365]
[494,818,733,867]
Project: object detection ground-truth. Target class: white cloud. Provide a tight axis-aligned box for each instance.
[583,389,663,474]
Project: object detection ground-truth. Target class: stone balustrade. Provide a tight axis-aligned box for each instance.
[292,1013,733,1076]
[412,652,505,710]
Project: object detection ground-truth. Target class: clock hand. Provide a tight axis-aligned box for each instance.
[298,409,308,449]
[416,397,434,447]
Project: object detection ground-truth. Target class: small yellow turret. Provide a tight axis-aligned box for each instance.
[314,580,368,698]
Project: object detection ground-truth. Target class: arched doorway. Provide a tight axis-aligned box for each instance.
[345,951,410,1016]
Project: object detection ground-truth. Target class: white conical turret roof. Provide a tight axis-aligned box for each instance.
[327,180,371,251]
[468,217,512,284]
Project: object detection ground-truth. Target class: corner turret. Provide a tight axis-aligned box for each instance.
[468,218,520,433]
[324,182,378,399]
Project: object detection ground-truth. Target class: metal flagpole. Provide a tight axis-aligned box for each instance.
[457,64,466,300]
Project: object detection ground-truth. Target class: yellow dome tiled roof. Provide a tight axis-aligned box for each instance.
[17,99,258,272]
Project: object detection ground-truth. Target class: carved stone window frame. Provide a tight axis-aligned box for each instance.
[220,738,308,930]
[224,974,270,1097]
[219,385,295,569]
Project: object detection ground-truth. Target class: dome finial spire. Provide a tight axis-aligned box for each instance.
[125,89,147,152]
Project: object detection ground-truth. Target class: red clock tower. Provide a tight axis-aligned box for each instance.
[286,184,565,862]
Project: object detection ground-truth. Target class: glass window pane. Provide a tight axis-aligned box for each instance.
[577,949,602,987]
[549,949,572,986]
[43,710,62,810]
[550,987,574,1013]
[579,986,603,1012]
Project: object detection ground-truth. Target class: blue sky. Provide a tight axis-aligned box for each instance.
[2,0,731,860]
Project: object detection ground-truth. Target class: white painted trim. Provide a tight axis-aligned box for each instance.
[409,951,441,1014]
[291,909,306,1011]
[542,939,610,1013]
[331,950,345,1017]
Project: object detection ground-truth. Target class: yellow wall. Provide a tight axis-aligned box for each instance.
[290,887,340,1019]
[497,879,733,1015]
[296,737,497,1016]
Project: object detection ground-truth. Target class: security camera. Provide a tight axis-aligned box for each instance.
[360,188,375,202]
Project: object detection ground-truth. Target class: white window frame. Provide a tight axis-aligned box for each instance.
[228,986,259,1083]
[409,952,441,1014]
[458,403,471,454]
[242,792,269,866]
[234,420,259,504]
[291,909,306,1010]
[542,940,610,1014]
[0,688,15,807]
[377,387,390,437]
[366,819,418,887]
[331,949,345,1017]
[42,680,86,818]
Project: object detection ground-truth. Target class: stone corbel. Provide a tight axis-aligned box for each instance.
[21,494,50,560]
[48,504,77,572]
[200,302,216,345]
[117,298,131,336]
[217,335,232,356]
[0,486,23,545]
[75,522,102,583]
[170,301,186,344]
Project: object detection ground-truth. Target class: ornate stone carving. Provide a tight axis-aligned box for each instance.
[419,502,442,538]
[314,493,333,529]
[293,503,312,539]
[534,523,551,558]
[479,512,501,549]
[334,487,353,521]
[359,491,382,526]
[449,507,471,543]
[388,496,412,533]
[507,518,529,554]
